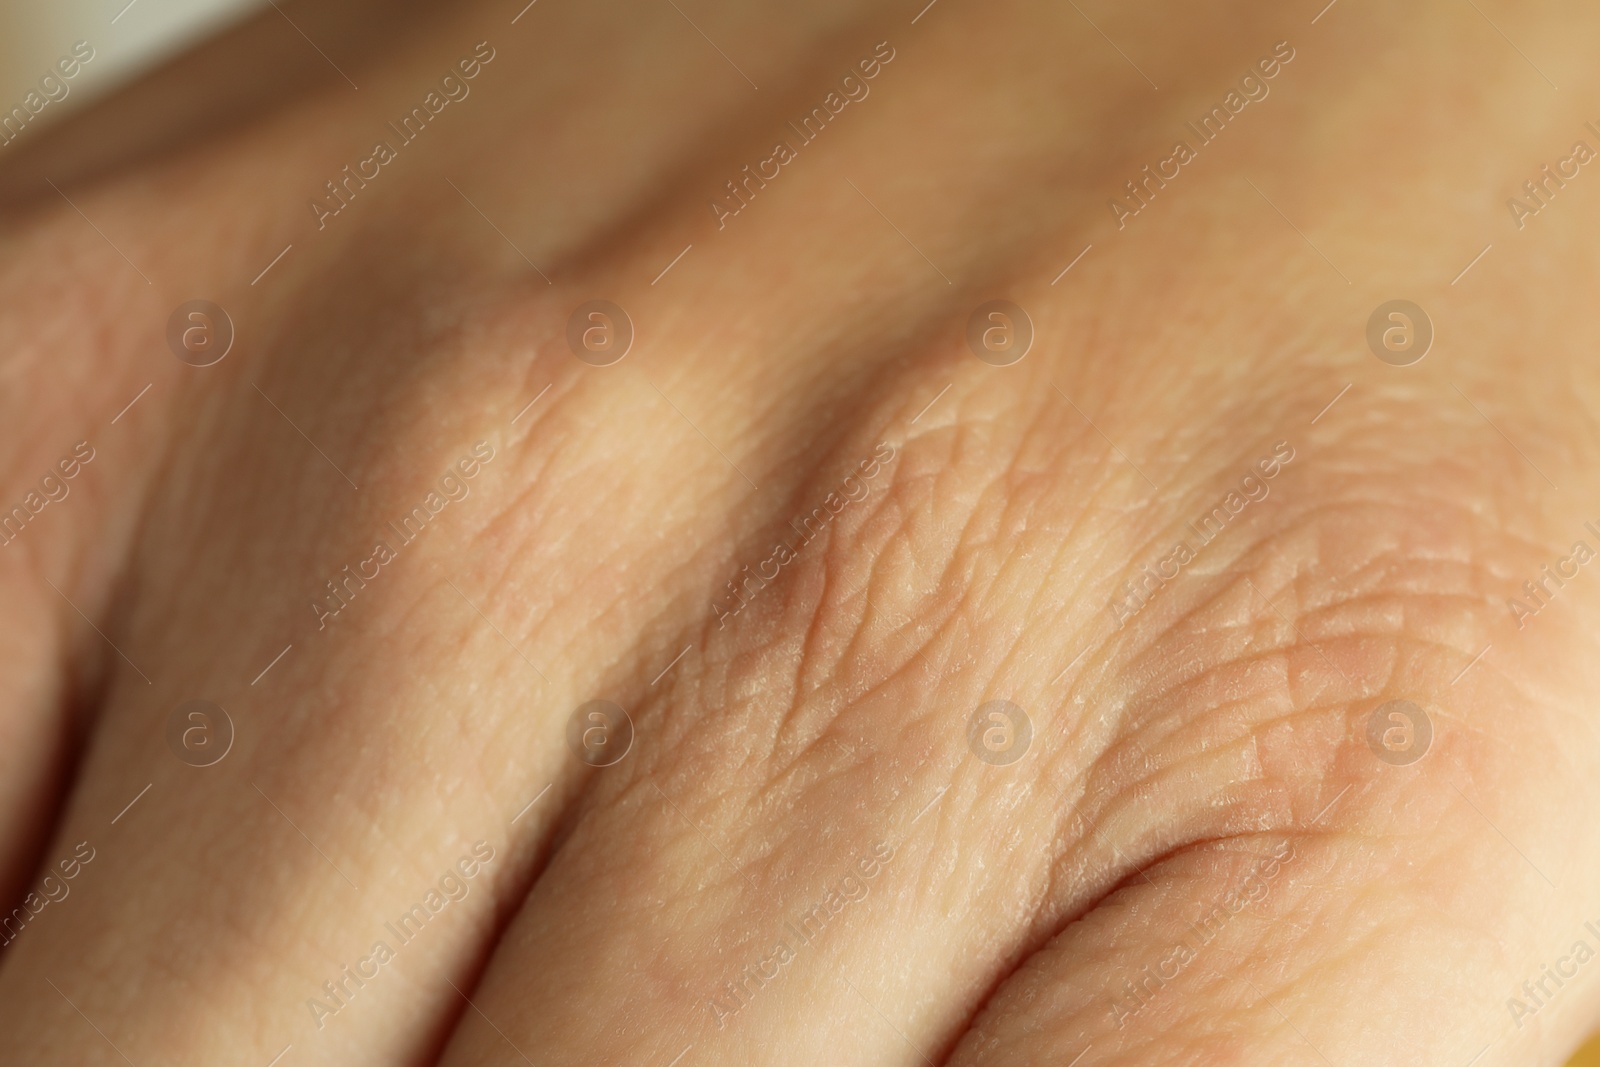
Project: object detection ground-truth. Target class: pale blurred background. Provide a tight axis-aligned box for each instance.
[1,1,1599,1064]
[0,0,264,140]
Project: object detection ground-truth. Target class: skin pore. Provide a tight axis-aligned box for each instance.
[2,0,1600,1064]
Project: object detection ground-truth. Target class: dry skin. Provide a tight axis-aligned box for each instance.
[1,0,1600,1064]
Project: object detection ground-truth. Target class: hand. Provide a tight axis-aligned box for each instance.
[2,1,1598,1064]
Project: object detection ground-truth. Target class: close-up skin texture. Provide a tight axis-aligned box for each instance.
[3,0,1600,1064]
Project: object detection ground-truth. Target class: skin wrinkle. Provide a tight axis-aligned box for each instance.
[1040,727,1314,948]
[476,279,864,710]
[1103,687,1302,807]
[972,836,1316,1061]
[848,412,1130,707]
[1011,543,1523,953]
[812,543,928,710]
[1011,758,1536,1062]
[7,1,1600,1064]
[972,474,1092,657]
[1110,512,1509,683]
[782,461,947,716]
[1122,604,1388,717]
[469,432,723,691]
[671,388,957,732]
[1241,520,1492,603]
[986,830,1308,1054]
[1108,633,1332,748]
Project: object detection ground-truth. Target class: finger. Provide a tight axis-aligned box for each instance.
[0,199,193,907]
[434,9,1600,1065]
[946,656,1600,1067]
[0,1,987,1061]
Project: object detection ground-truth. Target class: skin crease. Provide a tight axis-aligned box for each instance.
[2,0,1600,1064]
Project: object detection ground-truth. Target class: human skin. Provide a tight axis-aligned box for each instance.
[1,0,1599,1063]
